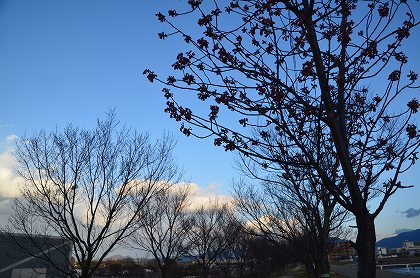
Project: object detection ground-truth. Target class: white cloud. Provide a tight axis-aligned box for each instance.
[0,135,21,227]
[6,134,18,143]
[0,135,234,226]
[174,182,233,209]
[376,233,396,241]
[0,135,21,201]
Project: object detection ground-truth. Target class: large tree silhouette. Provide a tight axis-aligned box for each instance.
[146,1,419,277]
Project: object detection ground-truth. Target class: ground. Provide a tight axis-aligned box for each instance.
[276,265,346,278]
[277,263,419,278]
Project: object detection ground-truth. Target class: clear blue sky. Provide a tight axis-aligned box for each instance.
[0,0,419,239]
[0,0,237,189]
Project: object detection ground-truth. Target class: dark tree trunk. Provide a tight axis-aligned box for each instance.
[314,251,331,278]
[317,229,331,278]
[202,263,208,278]
[355,213,376,278]
[305,262,316,278]
[80,267,90,278]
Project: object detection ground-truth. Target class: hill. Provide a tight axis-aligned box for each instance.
[376,229,420,248]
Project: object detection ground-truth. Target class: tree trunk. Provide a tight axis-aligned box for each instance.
[80,267,90,278]
[202,263,208,278]
[305,262,316,278]
[317,229,331,278]
[314,251,331,278]
[355,213,376,278]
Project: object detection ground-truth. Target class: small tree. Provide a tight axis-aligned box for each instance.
[185,200,238,278]
[146,1,420,276]
[3,114,180,278]
[130,184,190,278]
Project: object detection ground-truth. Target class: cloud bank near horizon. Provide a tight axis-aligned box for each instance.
[0,134,233,226]
[0,135,21,226]
[0,135,21,201]
[395,228,414,234]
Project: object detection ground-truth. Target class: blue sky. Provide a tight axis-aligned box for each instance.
[0,0,419,240]
[0,0,237,188]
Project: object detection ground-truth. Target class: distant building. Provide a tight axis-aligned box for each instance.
[328,240,357,262]
[376,247,388,258]
[387,247,403,257]
[0,233,71,278]
[402,241,420,255]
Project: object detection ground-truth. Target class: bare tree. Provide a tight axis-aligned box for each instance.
[185,199,238,278]
[235,175,349,278]
[146,1,420,276]
[212,221,257,278]
[2,113,180,278]
[235,149,349,278]
[130,183,190,278]
[246,236,300,276]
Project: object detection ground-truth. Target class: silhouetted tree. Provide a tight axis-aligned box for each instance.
[130,184,190,278]
[247,237,298,277]
[3,113,180,278]
[184,200,238,278]
[235,176,348,278]
[213,223,254,278]
[146,1,420,277]
[235,150,349,278]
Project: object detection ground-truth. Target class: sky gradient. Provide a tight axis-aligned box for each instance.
[1,0,419,241]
